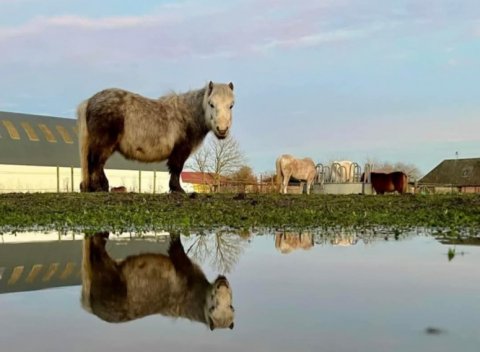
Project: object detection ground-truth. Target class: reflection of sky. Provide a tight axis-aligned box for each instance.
[0,235,479,352]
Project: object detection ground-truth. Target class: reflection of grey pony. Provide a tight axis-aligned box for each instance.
[77,81,235,193]
[81,233,235,330]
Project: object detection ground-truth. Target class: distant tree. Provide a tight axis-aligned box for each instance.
[189,145,211,174]
[228,165,257,192]
[210,134,246,177]
[187,134,246,191]
[229,165,257,184]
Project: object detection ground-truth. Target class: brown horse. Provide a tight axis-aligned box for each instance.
[276,154,317,194]
[78,81,235,193]
[362,171,408,194]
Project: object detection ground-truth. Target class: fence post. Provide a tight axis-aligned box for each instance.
[138,170,142,193]
[153,170,156,194]
[56,166,60,193]
[71,167,74,192]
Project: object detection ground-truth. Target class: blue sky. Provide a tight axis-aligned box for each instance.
[1,0,479,175]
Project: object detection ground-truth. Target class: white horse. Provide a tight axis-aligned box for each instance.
[276,154,317,194]
[331,160,354,183]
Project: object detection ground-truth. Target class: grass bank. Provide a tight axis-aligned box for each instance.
[0,193,479,233]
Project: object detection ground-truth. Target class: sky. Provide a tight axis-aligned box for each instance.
[1,0,479,176]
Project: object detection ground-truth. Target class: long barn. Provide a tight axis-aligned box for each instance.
[0,111,171,193]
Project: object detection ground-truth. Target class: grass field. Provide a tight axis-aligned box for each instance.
[0,192,479,234]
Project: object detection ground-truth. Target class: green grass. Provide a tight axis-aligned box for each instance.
[447,247,456,261]
[0,192,479,233]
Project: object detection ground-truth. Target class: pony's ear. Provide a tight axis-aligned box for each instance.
[208,81,214,96]
[228,82,234,91]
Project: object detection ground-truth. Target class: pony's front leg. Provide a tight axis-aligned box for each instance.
[169,172,185,193]
[167,145,191,193]
[306,181,312,195]
[282,176,290,194]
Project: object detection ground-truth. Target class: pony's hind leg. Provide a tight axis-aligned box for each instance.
[282,174,291,194]
[87,148,113,192]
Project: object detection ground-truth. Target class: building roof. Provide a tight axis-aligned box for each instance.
[0,236,169,294]
[181,171,228,184]
[419,158,480,186]
[0,111,167,171]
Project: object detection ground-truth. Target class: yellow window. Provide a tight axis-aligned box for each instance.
[21,122,40,141]
[2,120,20,140]
[56,125,74,144]
[38,124,57,143]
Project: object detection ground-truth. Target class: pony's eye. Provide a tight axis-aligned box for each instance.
[209,102,214,108]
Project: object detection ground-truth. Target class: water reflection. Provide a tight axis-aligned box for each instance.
[184,232,249,273]
[1,229,480,351]
[81,232,235,330]
[275,232,314,254]
[330,232,358,246]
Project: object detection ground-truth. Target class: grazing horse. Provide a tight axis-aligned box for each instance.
[362,171,408,194]
[78,81,235,193]
[276,154,317,194]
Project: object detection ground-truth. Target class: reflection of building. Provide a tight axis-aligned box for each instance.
[275,233,314,254]
[0,233,169,294]
[0,111,170,192]
[434,236,480,246]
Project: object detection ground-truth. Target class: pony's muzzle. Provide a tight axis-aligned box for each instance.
[215,275,229,288]
[216,127,229,138]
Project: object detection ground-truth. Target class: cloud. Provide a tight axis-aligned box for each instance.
[0,0,405,63]
[6,0,475,65]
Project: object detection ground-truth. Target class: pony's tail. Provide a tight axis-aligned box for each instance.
[80,236,93,313]
[77,100,89,191]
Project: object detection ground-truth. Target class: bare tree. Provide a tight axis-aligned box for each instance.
[210,135,246,176]
[185,232,249,273]
[189,145,211,174]
[187,134,246,190]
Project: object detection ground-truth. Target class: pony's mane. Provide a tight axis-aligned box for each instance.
[158,87,205,102]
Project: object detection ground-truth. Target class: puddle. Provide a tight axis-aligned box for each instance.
[0,230,479,352]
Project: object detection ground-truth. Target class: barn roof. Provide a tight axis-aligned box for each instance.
[181,171,228,184]
[0,111,167,171]
[419,158,480,186]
